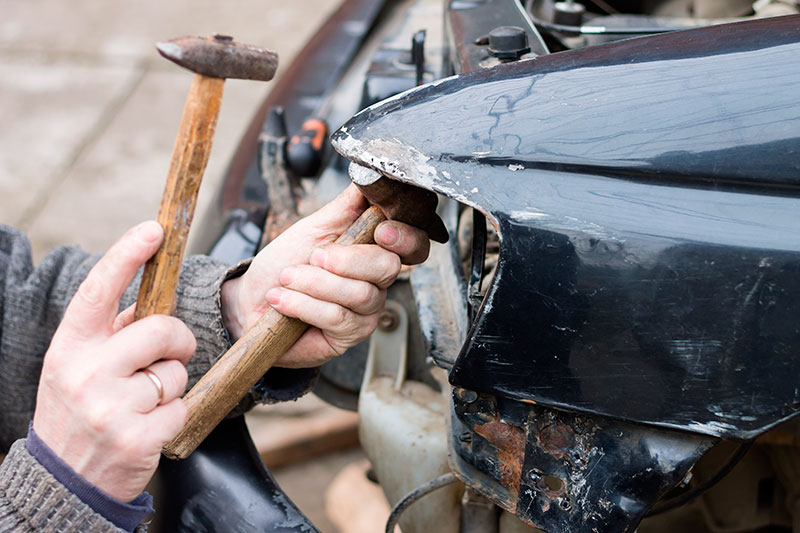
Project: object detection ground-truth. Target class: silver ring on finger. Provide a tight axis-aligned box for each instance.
[140,368,164,405]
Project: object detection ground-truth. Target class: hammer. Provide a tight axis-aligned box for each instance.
[135,35,278,320]
[162,164,448,459]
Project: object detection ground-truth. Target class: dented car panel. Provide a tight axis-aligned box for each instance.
[450,390,715,531]
[332,16,800,440]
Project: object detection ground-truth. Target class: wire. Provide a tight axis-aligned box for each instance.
[645,441,754,517]
[385,473,459,533]
[529,14,689,34]
[527,0,619,16]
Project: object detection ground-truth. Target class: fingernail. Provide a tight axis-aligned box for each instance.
[279,267,295,286]
[377,224,400,246]
[135,221,162,243]
[310,247,327,267]
[267,288,283,306]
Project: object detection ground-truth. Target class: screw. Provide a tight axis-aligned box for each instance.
[459,432,472,443]
[378,309,399,331]
[527,468,543,481]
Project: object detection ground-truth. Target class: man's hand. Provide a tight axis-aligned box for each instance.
[220,184,431,368]
[32,221,195,502]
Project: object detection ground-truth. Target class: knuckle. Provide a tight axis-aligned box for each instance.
[61,370,95,404]
[164,362,189,395]
[354,283,378,310]
[86,405,115,434]
[117,429,141,457]
[172,398,188,426]
[147,317,174,343]
[331,305,350,327]
[322,249,340,273]
[378,254,402,287]
[60,375,82,402]
[149,317,193,354]
[76,277,107,310]
[159,400,188,438]
[363,313,380,336]
[179,324,197,356]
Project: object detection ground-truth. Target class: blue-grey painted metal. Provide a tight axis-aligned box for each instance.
[333,15,800,440]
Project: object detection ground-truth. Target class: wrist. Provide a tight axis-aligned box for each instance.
[221,275,245,341]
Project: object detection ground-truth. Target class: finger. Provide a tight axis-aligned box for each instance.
[276,328,357,368]
[112,303,137,333]
[278,265,386,316]
[62,221,163,338]
[140,398,187,446]
[302,184,369,232]
[128,359,188,413]
[104,315,196,375]
[246,185,370,285]
[309,243,401,290]
[266,287,374,349]
[374,221,431,265]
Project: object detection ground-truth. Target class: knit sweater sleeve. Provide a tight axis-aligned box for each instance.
[0,225,314,447]
[0,440,141,533]
[0,225,316,531]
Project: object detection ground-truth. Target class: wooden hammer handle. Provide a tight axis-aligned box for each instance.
[163,205,387,459]
[135,75,224,320]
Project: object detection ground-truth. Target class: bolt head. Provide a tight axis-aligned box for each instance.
[488,26,531,60]
[378,309,399,331]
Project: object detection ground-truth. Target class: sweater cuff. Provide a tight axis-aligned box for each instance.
[175,257,318,414]
[25,426,152,532]
[0,439,132,532]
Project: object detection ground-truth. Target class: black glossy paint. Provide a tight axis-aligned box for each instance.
[157,417,317,532]
[333,16,800,439]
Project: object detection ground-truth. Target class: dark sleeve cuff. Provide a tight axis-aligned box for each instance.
[25,426,153,532]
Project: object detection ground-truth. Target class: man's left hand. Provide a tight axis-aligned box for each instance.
[220,184,431,368]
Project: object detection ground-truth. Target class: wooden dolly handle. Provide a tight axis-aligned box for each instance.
[163,205,387,459]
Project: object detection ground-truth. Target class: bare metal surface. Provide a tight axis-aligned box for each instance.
[156,35,278,80]
[348,162,449,243]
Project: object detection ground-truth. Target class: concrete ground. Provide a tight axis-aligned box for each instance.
[0,2,379,531]
[0,0,341,260]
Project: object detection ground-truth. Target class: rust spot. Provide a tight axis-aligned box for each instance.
[475,420,525,492]
[538,423,576,461]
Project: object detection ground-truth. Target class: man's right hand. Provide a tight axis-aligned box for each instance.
[32,221,196,502]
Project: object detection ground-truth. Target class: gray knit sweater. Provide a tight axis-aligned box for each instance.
[0,225,270,531]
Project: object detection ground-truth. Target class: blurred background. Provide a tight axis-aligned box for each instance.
[0,1,388,530]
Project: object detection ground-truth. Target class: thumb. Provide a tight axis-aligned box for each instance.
[302,184,369,234]
[62,221,163,339]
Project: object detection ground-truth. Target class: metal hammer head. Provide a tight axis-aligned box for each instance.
[349,163,449,243]
[156,34,278,81]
